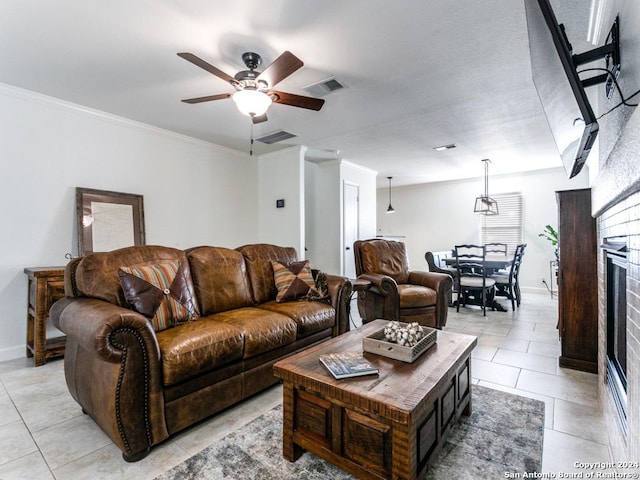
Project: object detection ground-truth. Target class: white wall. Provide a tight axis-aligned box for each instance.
[341,161,377,275]
[258,147,306,257]
[304,161,319,263]
[305,159,341,272]
[304,159,377,275]
[341,161,378,241]
[591,0,640,214]
[0,83,259,361]
[376,167,589,292]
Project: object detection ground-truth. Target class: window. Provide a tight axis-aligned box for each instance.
[479,193,523,254]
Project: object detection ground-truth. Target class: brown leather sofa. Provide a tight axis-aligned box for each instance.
[51,243,352,462]
[354,239,452,328]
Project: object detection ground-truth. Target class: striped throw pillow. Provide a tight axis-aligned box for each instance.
[271,260,316,303]
[118,259,199,332]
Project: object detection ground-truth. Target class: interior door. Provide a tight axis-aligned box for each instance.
[343,182,359,278]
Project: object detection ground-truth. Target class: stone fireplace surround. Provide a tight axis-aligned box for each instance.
[593,110,640,465]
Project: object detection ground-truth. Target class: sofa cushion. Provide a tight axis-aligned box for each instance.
[258,300,335,338]
[187,246,253,315]
[156,319,244,386]
[272,260,316,302]
[237,244,298,304]
[118,259,199,332]
[74,245,185,306]
[212,307,297,359]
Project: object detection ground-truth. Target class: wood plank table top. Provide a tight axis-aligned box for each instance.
[274,321,476,421]
[442,254,512,271]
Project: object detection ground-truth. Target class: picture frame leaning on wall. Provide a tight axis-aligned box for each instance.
[76,187,145,256]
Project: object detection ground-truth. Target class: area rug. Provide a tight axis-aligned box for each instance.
[155,385,544,480]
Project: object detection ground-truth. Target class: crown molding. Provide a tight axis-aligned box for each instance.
[0,82,241,155]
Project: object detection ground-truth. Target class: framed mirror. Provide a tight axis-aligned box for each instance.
[76,187,145,256]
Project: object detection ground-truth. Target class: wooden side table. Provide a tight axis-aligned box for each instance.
[24,267,66,366]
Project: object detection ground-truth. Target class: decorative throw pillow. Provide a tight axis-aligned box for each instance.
[272,260,316,303]
[303,270,331,304]
[118,258,199,332]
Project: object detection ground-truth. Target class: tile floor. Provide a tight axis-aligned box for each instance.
[0,292,612,479]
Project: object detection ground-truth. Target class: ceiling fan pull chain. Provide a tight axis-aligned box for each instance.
[250,120,254,156]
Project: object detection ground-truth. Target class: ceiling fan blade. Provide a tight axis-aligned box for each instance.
[181,93,231,104]
[257,51,303,88]
[270,91,325,111]
[177,53,236,84]
[252,114,268,124]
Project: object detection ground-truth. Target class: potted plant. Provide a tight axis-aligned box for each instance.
[538,224,557,245]
[539,224,559,262]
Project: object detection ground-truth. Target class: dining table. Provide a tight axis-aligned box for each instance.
[442,254,513,311]
[442,254,512,274]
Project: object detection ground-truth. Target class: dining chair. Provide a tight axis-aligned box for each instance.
[454,244,496,316]
[425,251,457,276]
[490,244,525,310]
[425,250,457,306]
[484,242,508,256]
[514,243,526,306]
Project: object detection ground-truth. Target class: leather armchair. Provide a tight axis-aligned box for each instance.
[354,239,452,329]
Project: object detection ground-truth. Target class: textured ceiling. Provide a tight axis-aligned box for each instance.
[0,0,595,186]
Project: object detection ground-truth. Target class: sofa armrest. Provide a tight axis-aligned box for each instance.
[324,274,353,335]
[357,273,398,297]
[408,270,453,328]
[355,273,399,323]
[50,297,168,461]
[52,297,161,362]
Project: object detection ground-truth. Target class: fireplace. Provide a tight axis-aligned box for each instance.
[596,194,640,463]
[603,240,628,437]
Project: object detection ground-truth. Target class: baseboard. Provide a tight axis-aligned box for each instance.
[521,286,556,296]
[0,345,28,363]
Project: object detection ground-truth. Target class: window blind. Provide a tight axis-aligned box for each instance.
[479,193,523,255]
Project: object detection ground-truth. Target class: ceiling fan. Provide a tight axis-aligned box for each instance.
[178,50,325,124]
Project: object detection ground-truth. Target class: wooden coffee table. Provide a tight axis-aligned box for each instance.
[273,320,477,480]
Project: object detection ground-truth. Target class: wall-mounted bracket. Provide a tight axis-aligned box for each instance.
[571,16,620,93]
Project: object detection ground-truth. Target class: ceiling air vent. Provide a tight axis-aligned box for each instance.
[303,77,345,97]
[256,130,297,144]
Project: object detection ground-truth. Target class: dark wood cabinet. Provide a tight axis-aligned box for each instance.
[556,188,598,373]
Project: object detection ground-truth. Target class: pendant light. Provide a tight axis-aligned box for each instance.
[474,159,499,215]
[386,176,395,213]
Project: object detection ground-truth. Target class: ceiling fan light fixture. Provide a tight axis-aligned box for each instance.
[179,51,324,116]
[232,90,272,117]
